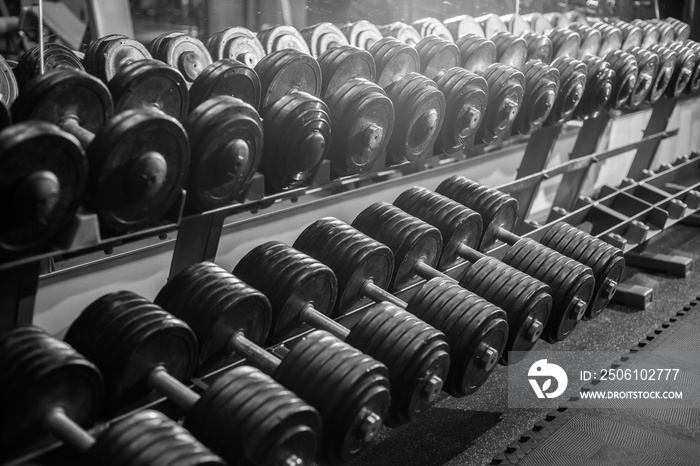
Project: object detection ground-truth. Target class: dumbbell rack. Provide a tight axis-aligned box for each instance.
[3,85,700,464]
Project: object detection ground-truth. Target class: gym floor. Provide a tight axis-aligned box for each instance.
[349,223,700,466]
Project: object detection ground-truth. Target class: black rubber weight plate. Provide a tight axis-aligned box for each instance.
[491,298,700,465]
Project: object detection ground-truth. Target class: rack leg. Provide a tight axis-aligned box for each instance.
[0,261,41,326]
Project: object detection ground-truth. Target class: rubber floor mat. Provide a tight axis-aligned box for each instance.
[491,298,700,466]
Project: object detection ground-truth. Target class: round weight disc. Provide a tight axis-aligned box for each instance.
[14,43,85,89]
[340,20,384,50]
[0,101,10,131]
[475,13,508,38]
[412,17,454,42]
[153,33,213,84]
[456,34,496,73]
[0,122,87,256]
[415,36,460,80]
[444,15,485,40]
[12,70,113,135]
[300,22,350,58]
[379,22,422,46]
[318,45,376,98]
[258,25,311,55]
[207,26,266,67]
[87,109,189,232]
[185,96,263,211]
[255,49,322,109]
[190,58,261,110]
[501,14,532,35]
[0,55,18,106]
[370,37,420,89]
[109,59,189,121]
[98,36,152,82]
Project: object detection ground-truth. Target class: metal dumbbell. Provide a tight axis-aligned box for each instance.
[294,217,507,395]
[547,28,580,59]
[436,176,595,343]
[604,18,643,51]
[603,50,638,110]
[234,241,450,426]
[207,25,266,67]
[545,56,587,126]
[157,262,391,465]
[340,20,384,50]
[455,33,497,73]
[254,49,330,191]
[258,24,312,55]
[183,96,263,211]
[540,221,625,319]
[0,325,224,465]
[665,17,690,42]
[14,43,84,88]
[412,17,454,42]
[683,41,700,94]
[150,32,213,88]
[12,70,189,233]
[645,44,675,103]
[545,12,569,29]
[665,42,696,97]
[521,31,554,63]
[415,35,487,151]
[475,13,508,38]
[522,13,554,35]
[394,186,551,363]
[444,14,485,40]
[648,19,676,45]
[0,121,87,257]
[491,30,528,70]
[513,60,560,135]
[379,21,421,46]
[574,55,615,119]
[477,63,526,144]
[630,19,662,48]
[65,291,320,466]
[317,44,394,175]
[567,23,601,59]
[626,47,659,108]
[188,57,262,111]
[369,37,445,164]
[0,54,16,128]
[501,14,532,36]
[301,22,351,58]
[82,35,189,120]
[589,21,623,57]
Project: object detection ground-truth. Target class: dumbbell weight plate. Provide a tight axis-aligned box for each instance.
[475,13,508,38]
[88,35,152,82]
[513,60,560,135]
[325,78,394,175]
[369,37,420,88]
[649,19,676,45]
[0,122,87,256]
[477,64,525,145]
[207,26,266,67]
[318,45,376,98]
[603,50,638,110]
[255,49,322,108]
[412,17,454,42]
[0,325,103,451]
[108,59,189,120]
[626,48,658,108]
[84,34,125,77]
[258,25,312,55]
[575,56,615,120]
[501,14,532,35]
[647,44,676,103]
[591,22,623,57]
[455,34,497,73]
[434,67,488,152]
[522,32,553,63]
[545,12,569,29]
[189,58,262,110]
[0,55,18,106]
[491,31,528,70]
[151,33,213,85]
[300,22,350,58]
[379,22,422,46]
[683,41,700,94]
[546,56,586,126]
[14,43,85,88]
[184,96,263,211]
[444,15,485,40]
[568,24,601,59]
[667,18,691,42]
[88,109,189,233]
[415,36,459,80]
[666,43,696,97]
[523,13,553,35]
[547,28,580,59]
[340,20,384,50]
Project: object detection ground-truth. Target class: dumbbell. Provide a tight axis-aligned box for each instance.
[443,14,485,40]
[574,55,615,119]
[150,32,213,88]
[476,13,508,38]
[234,241,450,426]
[156,262,391,465]
[665,42,697,97]
[415,35,488,151]
[12,70,189,233]
[626,47,659,108]
[82,35,189,120]
[14,43,84,88]
[188,57,262,111]
[394,186,551,363]
[294,217,508,395]
[436,176,595,342]
[539,221,625,319]
[455,33,497,73]
[512,60,560,135]
[316,44,394,175]
[567,24,601,59]
[0,325,224,465]
[0,54,18,114]
[258,24,312,55]
[369,37,445,164]
[648,19,676,45]
[379,21,421,46]
[521,31,554,63]
[477,63,526,144]
[665,17,690,42]
[340,20,384,50]
[683,41,700,94]
[183,95,263,211]
[491,30,528,70]
[644,45,675,103]
[301,22,350,58]
[604,18,643,51]
[545,56,587,126]
[545,12,569,29]
[254,49,331,191]
[522,13,554,35]
[501,14,532,36]
[627,19,659,49]
[412,17,454,42]
[603,50,638,110]
[65,291,320,466]
[547,28,580,59]
[590,22,623,57]
[0,121,87,257]
[207,25,266,67]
